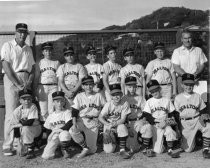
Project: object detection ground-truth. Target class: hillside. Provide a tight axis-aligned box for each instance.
[103,7,209,30]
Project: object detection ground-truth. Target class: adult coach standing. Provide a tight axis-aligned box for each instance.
[1,23,35,156]
[171,29,208,94]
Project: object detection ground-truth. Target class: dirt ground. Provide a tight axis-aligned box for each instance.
[0,141,210,168]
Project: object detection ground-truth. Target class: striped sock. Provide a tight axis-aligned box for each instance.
[203,137,210,149]
[142,138,151,148]
[79,140,88,149]
[167,141,174,150]
[119,137,127,151]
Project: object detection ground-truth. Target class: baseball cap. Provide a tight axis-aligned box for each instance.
[41,42,53,50]
[109,84,122,95]
[82,76,94,85]
[16,23,28,33]
[123,48,134,56]
[86,46,96,54]
[154,42,165,50]
[125,76,137,85]
[147,80,160,92]
[105,45,117,55]
[182,73,195,84]
[52,91,65,100]
[19,89,32,98]
[63,47,74,55]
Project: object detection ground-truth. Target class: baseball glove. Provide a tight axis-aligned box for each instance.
[199,114,210,127]
[166,117,177,126]
[103,129,116,144]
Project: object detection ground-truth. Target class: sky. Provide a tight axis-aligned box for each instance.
[0,0,209,31]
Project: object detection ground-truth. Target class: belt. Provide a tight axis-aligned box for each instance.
[39,83,57,85]
[137,85,143,88]
[181,114,200,121]
[17,70,29,74]
[159,83,172,86]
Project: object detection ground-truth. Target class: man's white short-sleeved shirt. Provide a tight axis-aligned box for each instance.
[1,39,35,73]
[171,46,207,74]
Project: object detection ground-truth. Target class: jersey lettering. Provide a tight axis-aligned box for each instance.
[109,69,120,76]
[125,71,142,78]
[79,104,101,111]
[89,71,101,78]
[40,67,56,73]
[179,104,199,112]
[64,71,79,77]
[50,120,65,127]
[153,66,169,75]
[151,107,167,113]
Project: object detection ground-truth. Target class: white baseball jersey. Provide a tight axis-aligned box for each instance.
[120,64,145,86]
[171,46,207,74]
[174,92,206,119]
[38,58,60,84]
[100,96,131,123]
[126,95,146,119]
[57,63,86,89]
[85,63,104,83]
[144,97,175,121]
[1,39,35,73]
[44,109,72,130]
[10,103,39,126]
[145,58,174,84]
[103,60,121,85]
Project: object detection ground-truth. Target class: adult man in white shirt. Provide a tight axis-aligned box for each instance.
[171,29,207,94]
[1,23,35,156]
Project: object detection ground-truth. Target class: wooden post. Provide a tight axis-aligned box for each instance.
[29,31,36,61]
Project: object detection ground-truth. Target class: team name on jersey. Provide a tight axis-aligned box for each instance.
[125,71,141,78]
[179,104,199,112]
[130,104,141,110]
[64,71,79,77]
[109,69,120,76]
[80,103,101,111]
[151,107,167,113]
[50,120,65,127]
[153,67,169,75]
[40,67,56,73]
[89,71,101,77]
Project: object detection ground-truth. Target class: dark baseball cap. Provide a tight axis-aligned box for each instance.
[154,42,165,50]
[63,47,74,55]
[82,76,94,85]
[86,46,96,54]
[41,42,53,50]
[16,23,28,32]
[123,48,134,56]
[52,91,65,100]
[125,76,137,85]
[19,89,32,98]
[147,80,160,92]
[182,73,195,84]
[109,84,122,95]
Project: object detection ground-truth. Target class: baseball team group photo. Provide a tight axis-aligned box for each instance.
[0,1,209,168]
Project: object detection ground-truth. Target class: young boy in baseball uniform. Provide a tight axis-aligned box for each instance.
[98,84,131,159]
[124,76,153,154]
[102,45,121,101]
[145,42,176,99]
[120,48,146,98]
[57,47,87,106]
[174,73,210,158]
[85,45,104,93]
[9,89,42,159]
[144,80,178,158]
[70,76,106,155]
[34,42,60,121]
[42,91,89,160]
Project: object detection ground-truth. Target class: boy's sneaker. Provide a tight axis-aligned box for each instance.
[142,148,155,157]
[168,149,180,158]
[26,150,35,159]
[77,148,89,159]
[119,150,131,159]
[3,149,14,156]
[203,149,210,159]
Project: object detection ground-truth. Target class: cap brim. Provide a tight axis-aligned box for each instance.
[53,96,65,100]
[182,80,195,84]
[154,46,164,50]
[20,94,32,98]
[124,51,134,56]
[125,81,137,85]
[64,51,74,55]
[82,81,94,85]
[110,90,122,95]
[148,85,160,92]
[16,28,28,32]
